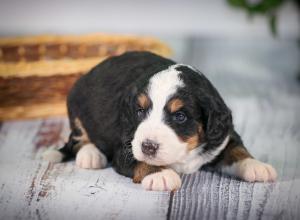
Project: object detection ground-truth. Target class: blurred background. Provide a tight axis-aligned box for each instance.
[0,0,299,38]
[0,0,299,81]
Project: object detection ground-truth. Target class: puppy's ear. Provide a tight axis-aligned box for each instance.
[176,66,232,148]
[200,95,232,148]
[120,86,138,114]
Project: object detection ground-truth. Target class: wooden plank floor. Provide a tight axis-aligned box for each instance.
[1,39,299,219]
[0,119,170,220]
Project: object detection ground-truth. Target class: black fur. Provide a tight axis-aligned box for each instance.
[59,51,246,178]
[176,66,233,152]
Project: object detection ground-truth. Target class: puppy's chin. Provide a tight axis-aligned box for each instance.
[134,154,172,166]
[133,154,182,166]
[138,157,169,166]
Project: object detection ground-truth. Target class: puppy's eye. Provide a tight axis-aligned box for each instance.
[137,108,146,119]
[172,111,187,124]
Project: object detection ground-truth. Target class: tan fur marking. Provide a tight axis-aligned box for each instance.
[167,98,184,113]
[198,124,204,142]
[229,147,251,162]
[183,124,204,151]
[74,118,90,142]
[186,135,199,151]
[137,93,150,109]
[133,162,163,183]
[222,144,252,166]
[72,118,90,153]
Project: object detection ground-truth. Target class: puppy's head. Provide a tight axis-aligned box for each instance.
[127,65,232,166]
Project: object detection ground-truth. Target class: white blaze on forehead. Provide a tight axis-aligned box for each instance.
[147,64,184,120]
[131,64,187,166]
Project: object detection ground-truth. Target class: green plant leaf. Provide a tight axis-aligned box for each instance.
[269,14,277,36]
[227,0,247,7]
[227,0,286,36]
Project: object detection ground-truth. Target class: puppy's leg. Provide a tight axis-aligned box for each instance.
[136,163,181,191]
[71,118,107,169]
[213,131,277,182]
[43,117,107,169]
[76,143,107,169]
[113,148,181,191]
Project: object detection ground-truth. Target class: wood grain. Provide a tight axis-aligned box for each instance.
[0,118,170,220]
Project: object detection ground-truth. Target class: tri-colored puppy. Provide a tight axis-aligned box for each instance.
[43,51,277,191]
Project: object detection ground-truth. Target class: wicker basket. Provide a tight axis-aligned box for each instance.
[0,34,172,121]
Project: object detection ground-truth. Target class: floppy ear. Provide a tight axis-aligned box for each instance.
[113,86,139,178]
[175,65,232,149]
[192,77,233,150]
[201,95,232,149]
[118,85,142,141]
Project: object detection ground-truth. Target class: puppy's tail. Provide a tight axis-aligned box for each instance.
[42,134,75,163]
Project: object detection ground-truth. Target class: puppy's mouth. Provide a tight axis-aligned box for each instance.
[131,139,188,166]
[136,152,170,166]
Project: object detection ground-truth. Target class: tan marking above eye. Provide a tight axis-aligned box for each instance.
[167,98,184,113]
[137,93,150,109]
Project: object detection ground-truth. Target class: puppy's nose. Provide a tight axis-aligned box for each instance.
[141,139,159,156]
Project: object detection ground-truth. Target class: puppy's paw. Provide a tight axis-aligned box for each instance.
[76,143,107,169]
[236,158,277,182]
[141,169,181,191]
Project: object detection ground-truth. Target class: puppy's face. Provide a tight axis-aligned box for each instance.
[132,96,204,166]
[130,65,232,166]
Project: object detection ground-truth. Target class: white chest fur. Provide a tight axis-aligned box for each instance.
[169,136,230,174]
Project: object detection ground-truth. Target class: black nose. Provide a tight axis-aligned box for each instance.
[141,139,159,156]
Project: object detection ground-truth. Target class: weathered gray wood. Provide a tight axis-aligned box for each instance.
[169,172,300,220]
[0,119,170,220]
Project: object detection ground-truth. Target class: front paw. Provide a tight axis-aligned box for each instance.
[141,169,181,191]
[76,144,107,169]
[236,158,277,182]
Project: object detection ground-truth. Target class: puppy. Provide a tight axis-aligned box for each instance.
[43,51,277,191]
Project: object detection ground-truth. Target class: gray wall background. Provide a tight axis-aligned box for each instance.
[0,0,299,39]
